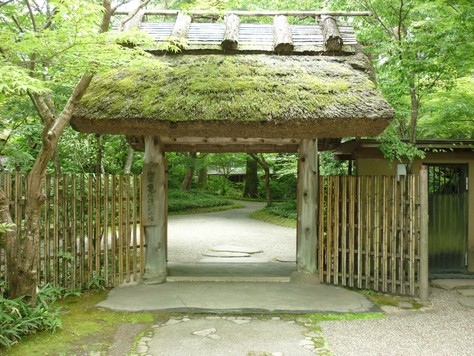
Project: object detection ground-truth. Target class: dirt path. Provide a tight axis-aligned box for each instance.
[167,200,296,263]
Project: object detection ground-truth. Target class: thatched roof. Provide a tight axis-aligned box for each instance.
[71,10,394,152]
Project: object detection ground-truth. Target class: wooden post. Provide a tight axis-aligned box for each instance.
[170,13,192,48]
[273,15,294,53]
[419,166,429,302]
[296,139,319,276]
[222,14,240,51]
[141,136,167,284]
[319,15,343,52]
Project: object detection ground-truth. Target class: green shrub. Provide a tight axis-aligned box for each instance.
[168,189,233,212]
[263,200,297,220]
[0,284,78,349]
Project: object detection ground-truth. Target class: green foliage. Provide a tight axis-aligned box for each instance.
[168,189,234,212]
[0,284,79,349]
[379,129,425,163]
[262,200,297,220]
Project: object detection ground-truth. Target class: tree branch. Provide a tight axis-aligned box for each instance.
[118,0,151,31]
[25,0,38,32]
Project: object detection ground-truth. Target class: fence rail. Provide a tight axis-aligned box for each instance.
[0,173,144,289]
[319,175,422,296]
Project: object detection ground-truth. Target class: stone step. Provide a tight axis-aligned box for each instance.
[166,276,291,283]
[431,279,474,290]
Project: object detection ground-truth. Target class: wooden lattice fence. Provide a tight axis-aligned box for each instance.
[319,175,426,296]
[0,173,144,289]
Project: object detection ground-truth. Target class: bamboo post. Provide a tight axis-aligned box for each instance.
[273,15,294,53]
[142,136,168,284]
[222,14,240,51]
[296,138,319,277]
[348,176,355,287]
[341,177,347,286]
[419,166,429,302]
[318,176,325,282]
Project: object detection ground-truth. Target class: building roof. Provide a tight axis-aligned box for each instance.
[71,10,394,153]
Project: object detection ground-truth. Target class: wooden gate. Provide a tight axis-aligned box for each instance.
[427,164,468,272]
[319,175,426,296]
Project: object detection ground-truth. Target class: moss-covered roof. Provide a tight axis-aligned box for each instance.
[71,52,394,139]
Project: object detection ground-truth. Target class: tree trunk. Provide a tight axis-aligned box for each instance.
[180,152,196,191]
[244,156,258,198]
[250,154,272,206]
[124,145,134,174]
[408,76,419,174]
[197,166,207,189]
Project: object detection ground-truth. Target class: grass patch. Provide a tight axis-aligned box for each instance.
[169,203,244,216]
[6,289,158,355]
[359,290,423,309]
[308,312,385,323]
[168,189,235,213]
[249,209,296,228]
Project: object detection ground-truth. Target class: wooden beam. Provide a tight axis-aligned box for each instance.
[170,13,192,48]
[116,10,372,17]
[273,15,294,53]
[222,14,240,51]
[141,136,167,284]
[320,15,343,52]
[296,138,319,275]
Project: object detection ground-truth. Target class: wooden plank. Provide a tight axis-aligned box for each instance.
[382,176,388,292]
[54,174,60,286]
[273,15,294,53]
[399,176,406,295]
[348,176,355,287]
[341,176,347,286]
[111,175,117,286]
[357,177,363,289]
[132,174,138,281]
[125,174,131,283]
[319,15,343,51]
[409,175,416,295]
[118,175,124,284]
[103,174,109,287]
[222,14,240,50]
[44,174,51,284]
[80,174,86,288]
[87,176,93,285]
[374,176,381,291]
[71,175,77,290]
[139,175,145,276]
[333,176,340,285]
[326,177,333,283]
[365,176,371,290]
[391,177,398,294]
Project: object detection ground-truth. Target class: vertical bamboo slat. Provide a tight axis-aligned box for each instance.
[103,174,109,287]
[399,177,406,295]
[125,175,131,283]
[132,175,138,281]
[111,175,117,286]
[326,177,333,283]
[118,176,124,284]
[374,176,380,291]
[341,177,347,286]
[44,175,51,284]
[333,177,340,285]
[87,177,93,285]
[391,178,398,293]
[71,175,77,289]
[318,176,325,282]
[348,177,355,287]
[356,177,363,289]
[139,175,145,275]
[95,175,101,276]
[382,176,388,292]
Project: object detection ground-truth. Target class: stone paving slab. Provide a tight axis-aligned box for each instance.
[458,296,474,309]
[209,245,263,254]
[202,251,251,258]
[431,279,474,290]
[457,289,474,297]
[98,281,377,313]
[199,257,271,263]
[274,255,296,263]
[141,318,316,356]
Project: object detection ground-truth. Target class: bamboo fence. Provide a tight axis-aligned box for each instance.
[319,175,423,296]
[0,173,144,289]
[1,173,425,296]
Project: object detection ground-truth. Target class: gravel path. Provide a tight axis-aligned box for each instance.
[320,288,474,356]
[167,201,296,263]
